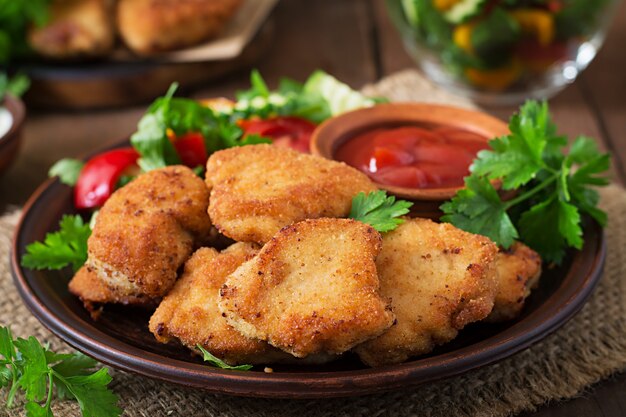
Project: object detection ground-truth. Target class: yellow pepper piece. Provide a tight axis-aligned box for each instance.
[434,0,461,11]
[453,23,476,54]
[465,61,522,91]
[510,9,555,46]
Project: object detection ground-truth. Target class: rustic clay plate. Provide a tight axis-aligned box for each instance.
[10,142,606,398]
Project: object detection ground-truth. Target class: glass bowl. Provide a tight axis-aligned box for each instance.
[386,0,620,105]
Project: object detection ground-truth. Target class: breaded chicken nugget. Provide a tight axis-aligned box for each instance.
[85,166,211,304]
[28,0,114,59]
[149,243,289,365]
[205,145,377,244]
[486,242,542,322]
[218,218,394,358]
[355,218,498,367]
[117,0,241,55]
[69,266,151,319]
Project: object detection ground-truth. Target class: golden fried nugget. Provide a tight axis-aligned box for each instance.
[85,166,211,304]
[486,242,542,322]
[69,266,152,319]
[355,218,498,367]
[205,145,377,244]
[218,218,394,358]
[149,244,292,365]
[28,0,114,59]
[117,0,241,55]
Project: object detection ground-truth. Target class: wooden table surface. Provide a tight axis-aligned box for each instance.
[1,0,625,415]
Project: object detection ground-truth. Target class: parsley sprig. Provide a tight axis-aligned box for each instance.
[349,191,413,232]
[21,215,91,272]
[197,345,252,371]
[441,100,610,263]
[0,326,120,417]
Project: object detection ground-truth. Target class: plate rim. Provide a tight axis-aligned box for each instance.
[9,156,607,399]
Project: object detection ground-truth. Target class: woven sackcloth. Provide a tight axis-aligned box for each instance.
[2,70,626,417]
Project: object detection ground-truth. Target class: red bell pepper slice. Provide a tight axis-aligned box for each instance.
[239,116,317,153]
[171,132,208,168]
[74,147,139,209]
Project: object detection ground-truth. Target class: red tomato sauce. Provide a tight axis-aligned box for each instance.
[335,125,489,189]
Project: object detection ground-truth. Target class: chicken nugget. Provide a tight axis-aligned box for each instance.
[85,166,211,305]
[28,0,114,59]
[117,0,242,55]
[149,244,290,365]
[486,242,542,322]
[69,266,152,319]
[355,218,498,367]
[218,218,394,358]
[205,145,377,244]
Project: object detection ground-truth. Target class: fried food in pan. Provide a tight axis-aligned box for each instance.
[486,242,542,322]
[355,218,498,367]
[28,0,114,59]
[117,0,242,55]
[205,145,377,245]
[84,166,211,306]
[218,218,394,358]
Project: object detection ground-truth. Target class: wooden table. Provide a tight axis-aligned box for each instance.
[1,1,625,415]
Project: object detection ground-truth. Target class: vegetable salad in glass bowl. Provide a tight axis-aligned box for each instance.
[387,0,619,105]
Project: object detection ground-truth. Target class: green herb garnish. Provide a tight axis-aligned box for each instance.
[0,326,120,417]
[21,215,91,272]
[349,191,413,233]
[197,345,252,371]
[441,100,610,263]
[0,73,30,102]
[48,158,84,186]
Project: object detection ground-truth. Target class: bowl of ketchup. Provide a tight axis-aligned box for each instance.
[310,103,510,218]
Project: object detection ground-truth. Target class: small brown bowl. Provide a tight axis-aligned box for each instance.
[310,103,510,217]
[0,95,26,176]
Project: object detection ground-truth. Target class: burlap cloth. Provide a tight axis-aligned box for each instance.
[2,70,626,417]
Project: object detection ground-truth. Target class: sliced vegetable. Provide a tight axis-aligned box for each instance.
[470,7,521,66]
[169,131,208,168]
[239,116,316,153]
[444,0,487,24]
[303,70,378,117]
[465,60,521,90]
[74,148,139,209]
[510,9,555,46]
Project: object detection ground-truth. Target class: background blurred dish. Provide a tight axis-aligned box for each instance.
[20,0,278,110]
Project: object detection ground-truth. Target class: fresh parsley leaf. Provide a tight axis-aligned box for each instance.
[48,158,84,186]
[441,100,610,264]
[197,345,252,371]
[21,215,91,272]
[60,369,121,417]
[349,190,413,233]
[14,336,49,402]
[441,175,518,248]
[0,326,120,417]
[471,101,557,190]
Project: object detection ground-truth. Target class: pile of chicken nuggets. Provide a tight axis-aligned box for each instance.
[69,144,542,368]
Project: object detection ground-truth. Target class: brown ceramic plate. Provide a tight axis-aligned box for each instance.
[10,142,606,399]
